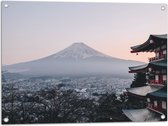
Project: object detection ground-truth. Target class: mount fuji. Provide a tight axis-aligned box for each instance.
[47,42,111,60]
[3,43,143,77]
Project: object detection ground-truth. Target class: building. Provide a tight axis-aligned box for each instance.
[123,34,167,121]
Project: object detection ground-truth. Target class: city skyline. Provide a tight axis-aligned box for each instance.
[2,2,167,65]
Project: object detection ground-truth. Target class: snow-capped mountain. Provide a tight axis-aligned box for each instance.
[3,42,143,77]
[49,42,110,59]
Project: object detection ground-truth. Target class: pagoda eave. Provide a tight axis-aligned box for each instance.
[130,34,167,53]
[129,69,147,73]
[122,108,162,122]
[147,87,167,101]
[129,60,167,72]
[126,92,146,99]
[126,86,162,97]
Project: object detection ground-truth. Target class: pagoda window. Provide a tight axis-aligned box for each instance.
[162,101,166,109]
[160,51,164,58]
[147,98,150,102]
[163,50,167,54]
[155,75,159,81]
[156,52,159,58]
[163,75,167,81]
[154,101,158,107]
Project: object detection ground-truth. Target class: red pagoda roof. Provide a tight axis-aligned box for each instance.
[131,34,167,53]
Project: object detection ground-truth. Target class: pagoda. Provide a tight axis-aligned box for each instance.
[123,34,167,121]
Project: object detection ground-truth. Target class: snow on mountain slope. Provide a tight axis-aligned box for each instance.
[3,42,144,77]
[48,42,111,59]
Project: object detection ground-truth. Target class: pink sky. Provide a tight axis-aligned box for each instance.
[2,2,167,65]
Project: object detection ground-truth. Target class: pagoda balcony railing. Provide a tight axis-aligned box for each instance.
[149,80,166,86]
[149,54,167,62]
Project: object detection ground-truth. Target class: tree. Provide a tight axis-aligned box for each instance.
[124,73,147,109]
[95,93,129,122]
[131,73,146,88]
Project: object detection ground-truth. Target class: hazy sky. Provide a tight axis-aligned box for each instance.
[2,2,167,65]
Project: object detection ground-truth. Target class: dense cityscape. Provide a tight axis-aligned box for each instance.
[2,74,132,123]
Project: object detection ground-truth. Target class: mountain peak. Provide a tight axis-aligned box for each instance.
[72,42,85,45]
[51,42,110,59]
[69,42,88,49]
